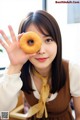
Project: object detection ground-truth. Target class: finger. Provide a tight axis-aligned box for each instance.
[0,39,9,52]
[0,30,11,45]
[18,33,24,41]
[8,25,16,42]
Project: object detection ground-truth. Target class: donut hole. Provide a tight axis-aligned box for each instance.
[27,39,34,46]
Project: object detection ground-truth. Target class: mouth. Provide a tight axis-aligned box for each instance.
[35,57,48,62]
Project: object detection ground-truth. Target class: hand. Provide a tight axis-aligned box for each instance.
[0,25,35,66]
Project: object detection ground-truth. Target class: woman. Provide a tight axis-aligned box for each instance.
[0,10,80,120]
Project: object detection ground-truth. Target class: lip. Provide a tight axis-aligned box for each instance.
[35,57,48,62]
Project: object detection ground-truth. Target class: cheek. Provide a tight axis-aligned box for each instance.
[29,56,36,64]
[29,57,34,62]
[48,44,57,57]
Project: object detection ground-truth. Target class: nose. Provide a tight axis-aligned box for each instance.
[37,43,45,54]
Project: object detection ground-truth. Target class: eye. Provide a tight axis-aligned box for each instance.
[45,38,53,43]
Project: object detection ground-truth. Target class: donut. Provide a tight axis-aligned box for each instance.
[19,31,42,54]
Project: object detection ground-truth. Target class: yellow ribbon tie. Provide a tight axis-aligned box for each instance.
[26,68,50,118]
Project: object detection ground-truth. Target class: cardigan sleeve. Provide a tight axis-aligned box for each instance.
[0,72,23,113]
[69,62,80,97]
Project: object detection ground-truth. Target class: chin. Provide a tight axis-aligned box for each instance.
[30,59,52,69]
[34,63,51,70]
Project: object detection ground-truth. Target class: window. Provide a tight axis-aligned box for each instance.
[67,3,80,23]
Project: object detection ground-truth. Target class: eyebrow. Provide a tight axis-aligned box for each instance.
[44,35,52,38]
[42,34,51,37]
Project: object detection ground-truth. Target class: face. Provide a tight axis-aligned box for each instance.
[26,24,57,71]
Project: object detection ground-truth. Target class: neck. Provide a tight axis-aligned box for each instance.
[32,66,51,77]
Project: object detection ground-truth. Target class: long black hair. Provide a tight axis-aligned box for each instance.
[18,10,66,94]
